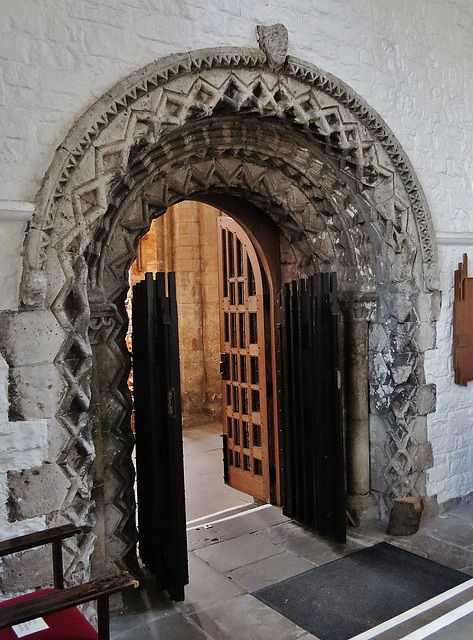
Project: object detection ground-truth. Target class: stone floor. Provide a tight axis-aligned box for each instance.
[110,421,473,639]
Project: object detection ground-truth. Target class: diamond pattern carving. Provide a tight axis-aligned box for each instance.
[48,255,95,574]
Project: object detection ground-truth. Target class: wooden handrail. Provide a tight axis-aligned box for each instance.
[0,573,139,630]
[0,525,81,557]
[0,527,139,640]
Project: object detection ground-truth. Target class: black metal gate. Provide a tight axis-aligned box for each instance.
[281,273,346,543]
[132,272,188,601]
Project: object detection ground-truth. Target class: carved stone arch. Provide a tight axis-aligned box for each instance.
[23,47,438,308]
[96,115,379,305]
[18,47,439,574]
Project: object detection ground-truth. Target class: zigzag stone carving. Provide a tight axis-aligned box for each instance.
[19,47,439,572]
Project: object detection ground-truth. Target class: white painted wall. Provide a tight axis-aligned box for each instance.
[0,0,472,504]
[0,203,34,311]
[425,240,473,503]
[0,354,49,542]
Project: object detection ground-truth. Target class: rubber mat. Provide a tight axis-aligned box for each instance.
[253,542,470,640]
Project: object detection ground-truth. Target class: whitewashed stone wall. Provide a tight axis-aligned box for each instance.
[0,353,49,541]
[0,0,472,509]
[425,239,473,504]
[0,203,34,311]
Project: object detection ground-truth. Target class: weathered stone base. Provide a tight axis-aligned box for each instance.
[346,492,379,526]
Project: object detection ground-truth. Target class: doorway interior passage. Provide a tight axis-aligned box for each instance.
[132,422,256,530]
[182,420,255,523]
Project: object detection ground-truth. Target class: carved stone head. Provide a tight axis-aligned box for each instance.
[256,24,288,70]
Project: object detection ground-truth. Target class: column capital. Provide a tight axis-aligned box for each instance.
[89,301,120,345]
[339,292,377,322]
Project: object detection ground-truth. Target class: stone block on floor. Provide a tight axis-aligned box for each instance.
[178,552,246,614]
[255,520,363,565]
[187,505,290,551]
[111,611,208,640]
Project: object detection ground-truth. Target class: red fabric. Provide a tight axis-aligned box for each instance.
[0,589,97,640]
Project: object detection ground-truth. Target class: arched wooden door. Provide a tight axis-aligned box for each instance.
[217,217,271,502]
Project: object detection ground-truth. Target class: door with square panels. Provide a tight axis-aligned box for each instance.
[217,217,270,502]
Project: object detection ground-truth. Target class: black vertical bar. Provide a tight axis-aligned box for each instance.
[291,280,303,521]
[308,275,319,532]
[281,283,292,517]
[328,272,346,542]
[277,291,287,511]
[164,271,188,601]
[290,281,297,517]
[150,271,167,585]
[52,540,64,589]
[222,433,229,483]
[97,595,110,640]
[315,274,328,535]
[300,277,313,527]
[281,273,345,543]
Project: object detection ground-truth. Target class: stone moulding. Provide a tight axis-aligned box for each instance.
[285,57,435,265]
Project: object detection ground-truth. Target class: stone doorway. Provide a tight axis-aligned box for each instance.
[16,47,439,579]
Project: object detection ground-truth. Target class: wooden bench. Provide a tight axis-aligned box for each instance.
[0,525,138,639]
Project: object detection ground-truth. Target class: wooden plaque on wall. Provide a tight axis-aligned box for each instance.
[454,254,473,386]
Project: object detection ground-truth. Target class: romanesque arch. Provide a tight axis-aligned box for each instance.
[19,47,439,575]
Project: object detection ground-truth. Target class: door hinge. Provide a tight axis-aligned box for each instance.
[336,368,342,390]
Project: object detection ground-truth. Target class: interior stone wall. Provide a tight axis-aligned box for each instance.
[0,351,93,598]
[129,202,222,421]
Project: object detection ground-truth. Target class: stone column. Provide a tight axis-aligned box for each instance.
[89,300,137,577]
[340,294,378,524]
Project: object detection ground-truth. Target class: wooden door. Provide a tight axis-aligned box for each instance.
[132,272,188,601]
[217,217,270,502]
[281,273,346,543]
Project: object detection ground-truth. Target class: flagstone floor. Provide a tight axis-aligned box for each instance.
[110,421,473,639]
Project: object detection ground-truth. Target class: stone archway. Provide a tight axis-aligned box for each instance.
[18,46,439,577]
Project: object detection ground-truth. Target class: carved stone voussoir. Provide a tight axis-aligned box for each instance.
[89,302,119,346]
[29,47,436,276]
[21,227,50,309]
[339,293,377,322]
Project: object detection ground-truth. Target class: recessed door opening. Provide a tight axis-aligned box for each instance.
[128,202,275,518]
[128,197,345,601]
[127,200,281,599]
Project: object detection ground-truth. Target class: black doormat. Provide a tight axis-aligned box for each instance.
[253,542,470,640]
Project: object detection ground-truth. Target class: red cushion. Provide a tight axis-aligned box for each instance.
[0,589,97,640]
